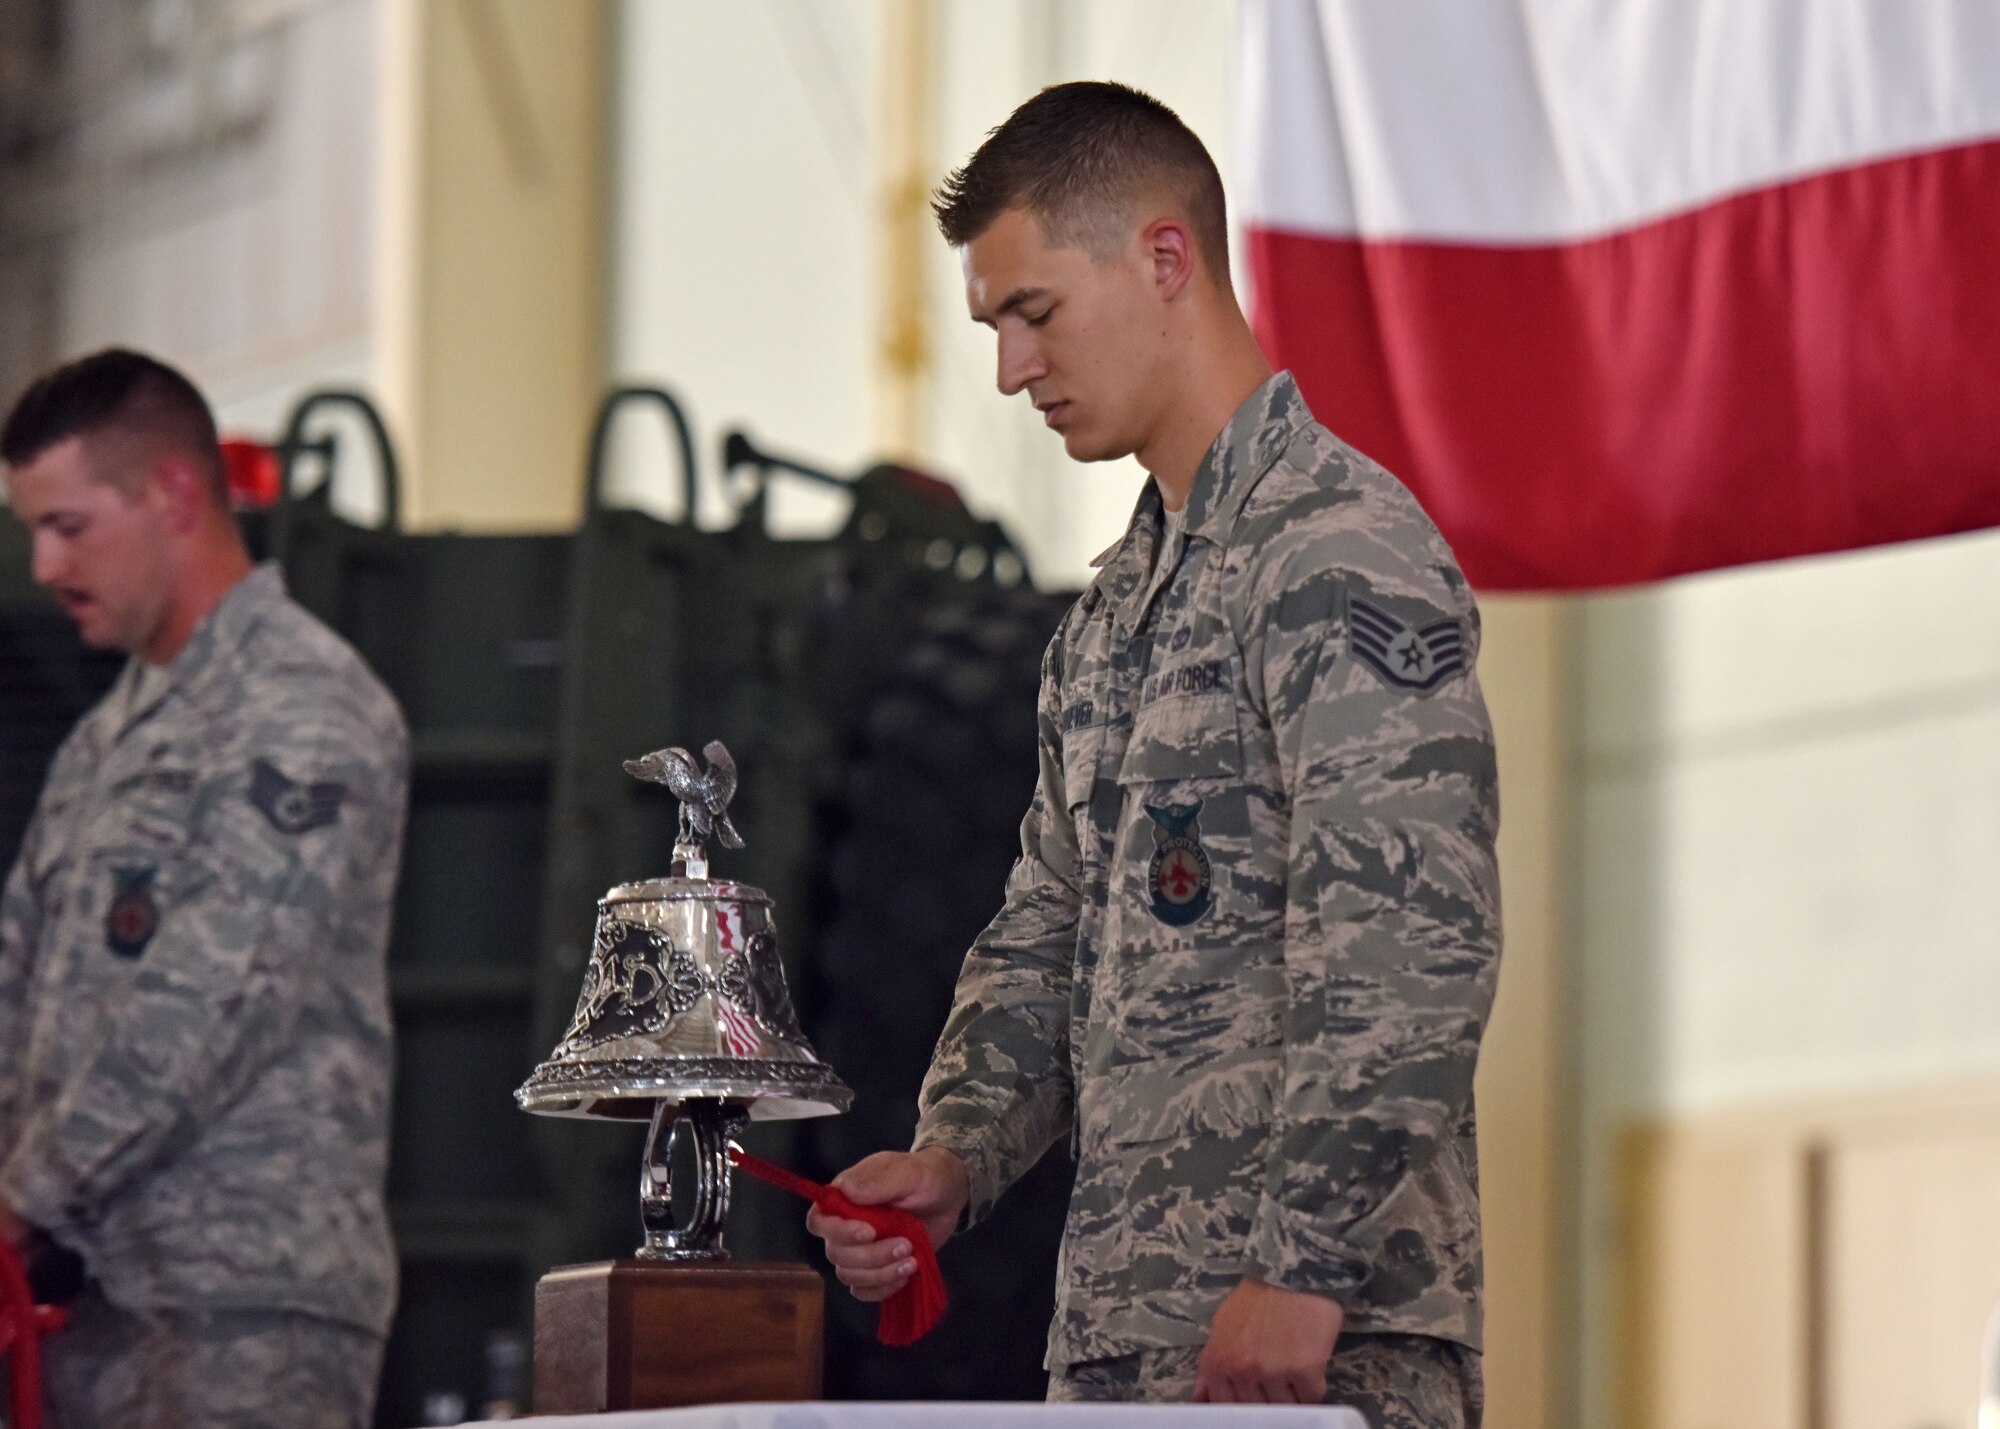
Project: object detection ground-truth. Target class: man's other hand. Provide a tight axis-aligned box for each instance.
[805,1147,969,1303]
[1194,1276,1344,1404]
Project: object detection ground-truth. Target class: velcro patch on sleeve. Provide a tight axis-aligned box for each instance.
[1349,599,1467,694]
[249,758,346,835]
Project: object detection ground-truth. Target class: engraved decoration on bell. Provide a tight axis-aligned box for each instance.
[746,929,804,1037]
[555,916,677,1057]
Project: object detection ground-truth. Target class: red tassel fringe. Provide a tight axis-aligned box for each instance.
[0,1236,67,1429]
[728,1146,948,1346]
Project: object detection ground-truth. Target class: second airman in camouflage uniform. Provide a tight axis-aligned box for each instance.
[1,351,406,1428]
[0,564,407,1429]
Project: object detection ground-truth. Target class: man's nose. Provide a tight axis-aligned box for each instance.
[996,330,1044,397]
[31,533,65,587]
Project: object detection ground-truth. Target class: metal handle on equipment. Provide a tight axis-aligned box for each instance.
[273,389,403,531]
[722,429,850,535]
[586,386,700,525]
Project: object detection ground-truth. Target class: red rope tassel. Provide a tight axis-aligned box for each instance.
[0,1236,67,1429]
[728,1146,947,1346]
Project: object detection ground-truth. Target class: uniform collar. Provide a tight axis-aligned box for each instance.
[1088,371,1311,611]
[102,562,288,738]
[1182,369,1309,545]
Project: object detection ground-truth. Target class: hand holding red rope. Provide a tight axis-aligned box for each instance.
[728,1146,948,1346]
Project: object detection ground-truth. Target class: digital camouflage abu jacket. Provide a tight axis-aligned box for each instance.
[0,564,407,1336]
[914,372,1503,1369]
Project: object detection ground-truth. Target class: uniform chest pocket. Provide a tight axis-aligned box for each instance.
[100,766,203,852]
[1117,695,1244,788]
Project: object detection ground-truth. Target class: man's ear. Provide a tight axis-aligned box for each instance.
[151,455,213,535]
[1143,217,1197,303]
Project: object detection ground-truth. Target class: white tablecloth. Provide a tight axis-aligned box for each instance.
[471,1405,1367,1428]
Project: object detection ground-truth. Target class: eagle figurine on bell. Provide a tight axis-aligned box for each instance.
[516,740,851,1261]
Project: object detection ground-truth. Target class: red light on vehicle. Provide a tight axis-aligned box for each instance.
[220,437,282,509]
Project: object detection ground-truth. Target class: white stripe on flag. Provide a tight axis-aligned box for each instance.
[1239,0,2000,242]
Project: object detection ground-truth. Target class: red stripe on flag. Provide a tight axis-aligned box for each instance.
[1249,138,2000,590]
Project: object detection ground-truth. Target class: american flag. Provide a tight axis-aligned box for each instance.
[714,905,763,1058]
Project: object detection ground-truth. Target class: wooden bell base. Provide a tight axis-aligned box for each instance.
[532,1259,825,1413]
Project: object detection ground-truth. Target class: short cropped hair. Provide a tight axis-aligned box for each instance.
[933,81,1231,286]
[1,348,226,502]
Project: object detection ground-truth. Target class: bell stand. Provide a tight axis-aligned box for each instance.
[637,1098,748,1261]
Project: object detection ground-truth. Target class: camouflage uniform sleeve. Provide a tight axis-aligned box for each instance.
[0,691,409,1233]
[0,829,40,1138]
[0,733,82,1144]
[1240,539,1501,1302]
[911,620,1080,1225]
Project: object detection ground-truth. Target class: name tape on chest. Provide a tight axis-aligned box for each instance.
[1140,658,1230,709]
[1060,700,1098,734]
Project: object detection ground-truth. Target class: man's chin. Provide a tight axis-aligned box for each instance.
[1060,429,1131,465]
[65,609,116,650]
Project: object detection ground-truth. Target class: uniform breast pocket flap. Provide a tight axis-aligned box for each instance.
[1117,697,1244,787]
[105,766,202,849]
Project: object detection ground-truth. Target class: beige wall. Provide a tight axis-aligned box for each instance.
[606,0,882,532]
[12,0,383,489]
[376,0,608,531]
[1621,1082,2000,1429]
[1475,596,1571,1429]
[1574,525,2000,1425]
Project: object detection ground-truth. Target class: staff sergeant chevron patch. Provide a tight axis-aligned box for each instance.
[249,758,347,835]
[1349,598,1468,694]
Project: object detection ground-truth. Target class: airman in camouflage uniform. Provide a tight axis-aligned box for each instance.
[912,371,1499,1423]
[810,83,1500,1423]
[1,351,405,1428]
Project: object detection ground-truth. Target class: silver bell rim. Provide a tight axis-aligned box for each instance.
[515,1055,853,1122]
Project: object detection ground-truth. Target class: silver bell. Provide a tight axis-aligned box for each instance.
[516,741,851,1259]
